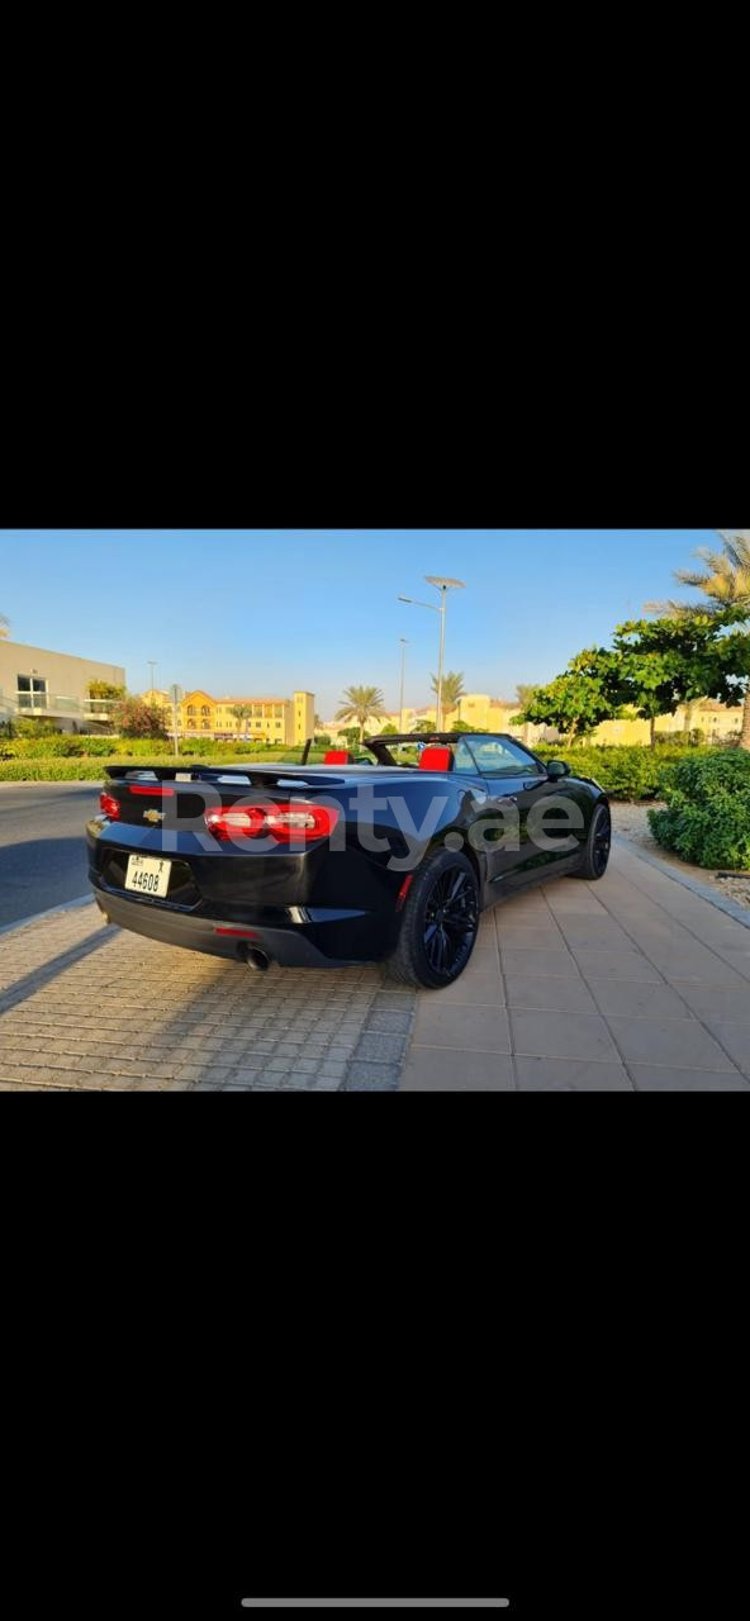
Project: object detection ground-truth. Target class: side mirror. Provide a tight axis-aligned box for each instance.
[546,759,571,780]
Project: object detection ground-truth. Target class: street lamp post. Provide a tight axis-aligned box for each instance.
[398,576,465,730]
[399,638,408,732]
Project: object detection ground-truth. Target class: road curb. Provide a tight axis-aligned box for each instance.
[0,894,95,940]
[613,834,750,931]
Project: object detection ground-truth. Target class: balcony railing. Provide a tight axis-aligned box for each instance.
[16,692,84,716]
[84,698,117,717]
[0,691,119,727]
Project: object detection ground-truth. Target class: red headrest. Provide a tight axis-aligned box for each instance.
[324,750,351,764]
[419,746,453,772]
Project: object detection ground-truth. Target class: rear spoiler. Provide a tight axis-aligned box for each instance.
[106,738,318,787]
[105,765,345,790]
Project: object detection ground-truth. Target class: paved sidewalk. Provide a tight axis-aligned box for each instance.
[0,903,415,1090]
[401,840,750,1090]
[2,841,749,1091]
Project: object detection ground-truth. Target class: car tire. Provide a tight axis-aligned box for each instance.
[387,848,480,989]
[571,802,612,880]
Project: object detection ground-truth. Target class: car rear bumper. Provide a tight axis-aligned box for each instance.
[90,882,390,968]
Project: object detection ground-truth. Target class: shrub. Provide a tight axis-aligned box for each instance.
[533,744,715,800]
[648,751,750,870]
[111,697,169,740]
[11,719,64,739]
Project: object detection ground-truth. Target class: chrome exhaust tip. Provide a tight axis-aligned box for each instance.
[243,947,270,973]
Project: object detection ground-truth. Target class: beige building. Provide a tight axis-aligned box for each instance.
[143,687,315,747]
[0,640,125,733]
[324,694,546,743]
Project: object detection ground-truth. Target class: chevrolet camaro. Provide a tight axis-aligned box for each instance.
[85,732,611,989]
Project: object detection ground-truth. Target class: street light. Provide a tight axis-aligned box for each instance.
[398,576,465,730]
[399,638,409,732]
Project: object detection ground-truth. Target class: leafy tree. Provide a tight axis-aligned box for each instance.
[230,703,253,738]
[112,696,169,740]
[87,681,125,701]
[510,648,628,741]
[616,613,750,746]
[511,617,750,749]
[412,718,436,734]
[430,670,465,719]
[646,530,750,749]
[339,725,362,747]
[379,723,399,734]
[335,685,386,745]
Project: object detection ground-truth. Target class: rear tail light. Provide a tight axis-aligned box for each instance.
[99,791,121,820]
[204,802,339,843]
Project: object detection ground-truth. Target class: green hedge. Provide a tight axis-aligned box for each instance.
[0,748,329,782]
[0,760,112,781]
[647,751,750,870]
[0,735,305,760]
[533,744,719,801]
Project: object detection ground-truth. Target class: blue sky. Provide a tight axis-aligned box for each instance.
[0,530,717,717]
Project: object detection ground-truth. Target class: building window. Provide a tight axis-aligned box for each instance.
[274,705,283,718]
[201,706,210,716]
[202,719,211,729]
[17,674,48,709]
[254,705,263,718]
[275,719,282,728]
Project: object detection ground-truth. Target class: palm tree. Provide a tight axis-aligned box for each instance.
[230,703,253,739]
[335,684,386,745]
[430,670,465,722]
[646,530,750,749]
[514,682,538,745]
[0,613,9,639]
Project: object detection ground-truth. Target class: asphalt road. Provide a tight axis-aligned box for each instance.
[0,784,100,927]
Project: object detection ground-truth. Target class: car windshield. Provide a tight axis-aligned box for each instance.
[460,736,544,778]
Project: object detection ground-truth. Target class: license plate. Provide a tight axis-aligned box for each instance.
[124,854,171,898]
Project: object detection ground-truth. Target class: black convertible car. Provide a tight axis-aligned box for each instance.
[86,732,611,989]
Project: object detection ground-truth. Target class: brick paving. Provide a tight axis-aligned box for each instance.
[1,839,749,1092]
[0,903,416,1090]
[401,839,750,1091]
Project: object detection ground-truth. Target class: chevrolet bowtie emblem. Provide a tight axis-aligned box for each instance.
[143,808,165,825]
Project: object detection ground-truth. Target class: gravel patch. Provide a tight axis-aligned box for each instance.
[611,802,750,913]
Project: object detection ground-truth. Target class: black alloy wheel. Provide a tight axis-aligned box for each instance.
[573,802,612,880]
[388,848,480,988]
